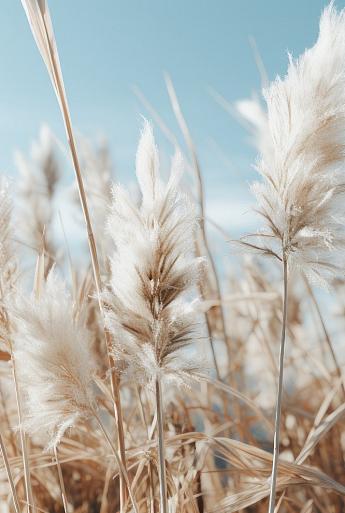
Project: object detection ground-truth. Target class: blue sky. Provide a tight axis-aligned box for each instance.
[1,0,340,233]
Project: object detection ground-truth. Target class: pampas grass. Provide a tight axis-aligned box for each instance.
[105,121,205,513]
[1,2,345,513]
[106,121,205,390]
[235,4,345,511]
[240,5,345,287]
[10,270,97,450]
[15,125,60,273]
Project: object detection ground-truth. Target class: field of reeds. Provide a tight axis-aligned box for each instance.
[1,2,345,513]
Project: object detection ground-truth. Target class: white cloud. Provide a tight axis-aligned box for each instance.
[205,189,259,234]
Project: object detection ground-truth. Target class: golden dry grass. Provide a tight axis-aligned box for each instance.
[1,2,345,513]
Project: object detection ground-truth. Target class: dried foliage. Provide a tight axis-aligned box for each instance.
[1,3,345,513]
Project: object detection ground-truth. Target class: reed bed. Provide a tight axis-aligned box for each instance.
[0,2,345,513]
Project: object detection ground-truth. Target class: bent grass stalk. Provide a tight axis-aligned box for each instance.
[165,74,231,375]
[164,75,243,439]
[20,1,128,509]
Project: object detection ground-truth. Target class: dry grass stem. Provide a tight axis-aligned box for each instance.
[20,1,128,509]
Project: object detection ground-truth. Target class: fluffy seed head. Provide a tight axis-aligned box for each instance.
[15,125,60,264]
[0,180,12,271]
[0,178,18,355]
[105,121,205,390]
[11,271,97,450]
[239,5,345,287]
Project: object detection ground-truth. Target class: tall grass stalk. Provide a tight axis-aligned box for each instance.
[267,257,288,513]
[155,379,168,513]
[0,430,20,513]
[11,353,35,513]
[165,74,232,375]
[54,447,69,513]
[93,412,139,513]
[20,1,128,509]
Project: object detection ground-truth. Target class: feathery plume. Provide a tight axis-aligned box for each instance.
[0,181,35,513]
[0,179,13,273]
[235,94,268,152]
[70,135,113,255]
[106,120,205,513]
[0,179,17,356]
[236,6,345,512]
[239,4,345,288]
[16,125,60,267]
[0,180,21,513]
[0,179,17,293]
[11,271,97,450]
[105,121,205,390]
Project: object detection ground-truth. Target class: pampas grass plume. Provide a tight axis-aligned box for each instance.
[240,4,345,288]
[105,120,205,390]
[11,271,97,450]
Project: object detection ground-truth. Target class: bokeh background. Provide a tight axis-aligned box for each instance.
[0,0,341,237]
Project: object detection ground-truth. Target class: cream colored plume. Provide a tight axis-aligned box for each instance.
[238,4,345,288]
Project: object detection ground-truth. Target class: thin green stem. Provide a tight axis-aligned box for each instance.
[268,257,288,513]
